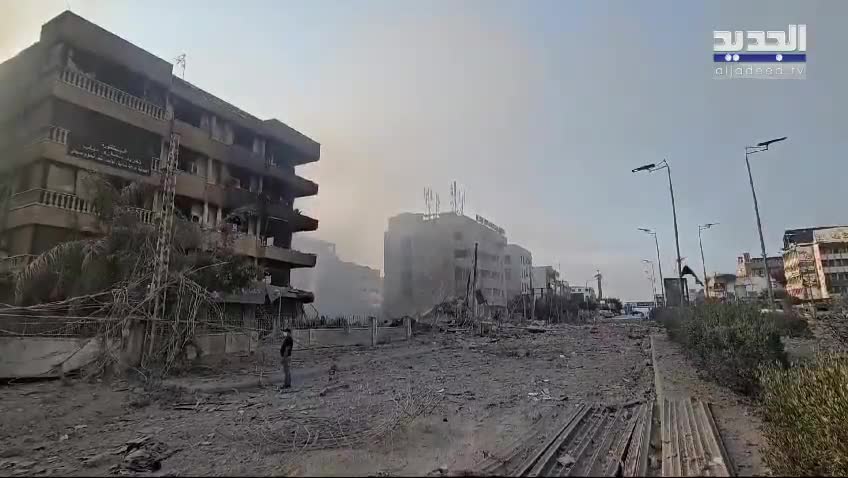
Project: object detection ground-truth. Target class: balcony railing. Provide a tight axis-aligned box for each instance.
[59,69,166,121]
[39,125,69,145]
[123,206,156,224]
[0,255,34,274]
[11,188,96,214]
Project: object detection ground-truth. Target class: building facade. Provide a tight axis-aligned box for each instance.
[735,252,784,298]
[568,285,596,302]
[383,212,507,317]
[0,12,319,295]
[504,243,532,300]
[291,235,383,317]
[783,226,848,300]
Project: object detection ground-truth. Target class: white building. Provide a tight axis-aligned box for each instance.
[504,244,532,300]
[384,212,508,317]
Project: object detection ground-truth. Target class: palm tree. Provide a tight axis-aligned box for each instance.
[13,175,259,305]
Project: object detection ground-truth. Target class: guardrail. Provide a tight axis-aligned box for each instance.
[59,69,166,121]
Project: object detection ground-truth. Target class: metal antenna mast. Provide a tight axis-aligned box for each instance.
[147,133,181,357]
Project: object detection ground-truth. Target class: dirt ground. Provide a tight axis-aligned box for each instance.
[650,334,766,476]
[0,322,656,477]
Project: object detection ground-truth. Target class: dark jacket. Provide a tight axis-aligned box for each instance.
[280,336,294,358]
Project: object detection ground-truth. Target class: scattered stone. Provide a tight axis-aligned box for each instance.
[82,451,115,468]
[0,448,22,458]
[557,454,576,466]
[58,434,69,442]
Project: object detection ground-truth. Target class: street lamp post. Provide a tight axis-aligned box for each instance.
[633,159,684,306]
[698,223,719,299]
[643,259,658,307]
[745,136,787,310]
[638,228,665,306]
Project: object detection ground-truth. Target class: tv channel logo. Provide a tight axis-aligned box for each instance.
[713,25,806,79]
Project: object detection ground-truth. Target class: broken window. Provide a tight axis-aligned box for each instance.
[172,97,205,128]
[232,124,254,150]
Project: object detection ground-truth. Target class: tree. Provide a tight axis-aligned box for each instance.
[14,175,260,305]
[607,297,623,313]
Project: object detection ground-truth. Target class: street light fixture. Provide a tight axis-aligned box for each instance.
[745,136,787,310]
[638,228,665,306]
[698,223,719,299]
[633,159,684,306]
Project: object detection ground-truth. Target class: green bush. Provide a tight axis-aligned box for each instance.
[657,304,787,395]
[760,353,848,476]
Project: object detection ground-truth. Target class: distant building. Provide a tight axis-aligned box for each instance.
[383,212,507,317]
[705,273,737,301]
[568,285,596,302]
[291,236,382,317]
[531,266,559,297]
[736,252,784,299]
[783,226,848,300]
[504,244,532,300]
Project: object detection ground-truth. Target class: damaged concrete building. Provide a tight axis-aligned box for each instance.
[291,235,383,318]
[383,212,508,317]
[0,12,320,314]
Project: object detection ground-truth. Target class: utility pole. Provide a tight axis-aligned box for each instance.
[698,223,718,299]
[744,136,787,311]
[147,132,181,358]
[632,159,684,305]
[471,242,479,317]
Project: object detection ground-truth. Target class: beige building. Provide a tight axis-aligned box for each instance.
[0,12,319,295]
[504,243,532,300]
[783,226,848,300]
[735,252,784,299]
[383,212,507,317]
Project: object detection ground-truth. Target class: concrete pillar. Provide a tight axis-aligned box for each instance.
[206,157,214,184]
[202,201,209,227]
[370,317,377,347]
[216,207,223,226]
[258,176,264,194]
[308,328,314,346]
[404,317,412,340]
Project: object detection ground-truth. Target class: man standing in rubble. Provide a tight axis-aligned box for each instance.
[280,328,294,389]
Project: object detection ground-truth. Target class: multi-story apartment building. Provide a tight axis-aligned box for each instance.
[0,12,319,295]
[735,252,784,299]
[783,226,848,300]
[383,212,507,317]
[504,243,532,300]
[291,236,383,317]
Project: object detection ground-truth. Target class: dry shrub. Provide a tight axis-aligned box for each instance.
[657,304,787,395]
[760,353,848,476]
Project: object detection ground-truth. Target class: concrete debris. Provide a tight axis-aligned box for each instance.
[557,454,576,467]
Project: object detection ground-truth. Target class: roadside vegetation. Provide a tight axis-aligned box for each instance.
[658,303,848,475]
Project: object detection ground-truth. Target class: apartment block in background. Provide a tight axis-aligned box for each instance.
[735,252,784,299]
[504,243,532,301]
[0,12,319,305]
[291,235,383,317]
[783,226,848,300]
[383,212,507,318]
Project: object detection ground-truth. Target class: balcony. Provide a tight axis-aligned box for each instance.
[261,245,316,268]
[54,70,168,136]
[59,69,166,121]
[203,230,315,267]
[6,188,155,230]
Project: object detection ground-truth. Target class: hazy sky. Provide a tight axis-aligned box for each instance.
[3,0,846,300]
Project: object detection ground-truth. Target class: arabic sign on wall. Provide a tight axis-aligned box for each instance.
[813,227,848,243]
[475,214,505,236]
[68,135,154,176]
